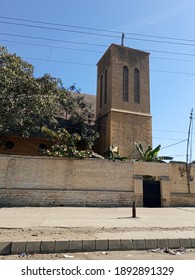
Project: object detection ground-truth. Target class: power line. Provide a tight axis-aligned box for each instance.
[2,38,195,64]
[146,49,195,58]
[151,56,195,63]
[151,69,195,76]
[3,38,195,65]
[21,56,195,76]
[161,139,187,149]
[2,19,195,48]
[0,32,108,47]
[125,35,195,48]
[153,129,187,134]
[153,136,188,141]
[0,39,104,54]
[1,15,195,44]
[23,56,95,67]
[2,40,195,76]
[0,20,120,39]
[2,32,195,60]
[0,15,122,34]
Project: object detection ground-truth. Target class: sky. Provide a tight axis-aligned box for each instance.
[0,0,194,162]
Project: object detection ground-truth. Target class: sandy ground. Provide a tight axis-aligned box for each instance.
[1,249,195,260]
[1,226,195,242]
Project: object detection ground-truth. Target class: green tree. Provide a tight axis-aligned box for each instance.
[0,46,59,137]
[0,46,98,150]
[41,127,93,159]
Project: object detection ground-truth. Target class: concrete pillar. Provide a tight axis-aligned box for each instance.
[160,176,171,207]
[133,175,143,206]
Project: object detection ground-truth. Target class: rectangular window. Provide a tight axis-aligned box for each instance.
[123,66,129,102]
[100,74,103,108]
[104,70,107,104]
[134,68,140,103]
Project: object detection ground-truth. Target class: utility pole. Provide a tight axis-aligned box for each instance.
[186,108,193,193]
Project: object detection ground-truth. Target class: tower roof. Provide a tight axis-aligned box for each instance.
[97,43,150,66]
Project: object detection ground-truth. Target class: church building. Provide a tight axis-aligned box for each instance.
[0,43,152,158]
[96,43,152,158]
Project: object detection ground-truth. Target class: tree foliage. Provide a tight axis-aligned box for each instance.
[0,46,98,150]
[41,127,97,159]
[104,144,127,161]
[134,142,162,162]
[0,46,60,136]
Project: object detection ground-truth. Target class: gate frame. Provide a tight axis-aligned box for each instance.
[133,175,170,207]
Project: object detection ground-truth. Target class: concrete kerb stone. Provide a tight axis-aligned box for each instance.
[108,239,121,251]
[168,239,181,249]
[40,241,55,254]
[11,242,26,255]
[190,238,195,248]
[179,239,192,248]
[55,240,69,253]
[145,239,158,250]
[121,239,134,250]
[26,241,41,254]
[157,239,169,248]
[0,242,12,255]
[133,239,145,250]
[69,240,82,252]
[83,240,96,252]
[0,238,195,255]
[95,240,109,251]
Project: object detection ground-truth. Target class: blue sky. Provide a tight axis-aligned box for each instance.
[0,0,194,162]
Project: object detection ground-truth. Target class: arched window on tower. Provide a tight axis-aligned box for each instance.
[123,66,129,102]
[134,68,140,103]
[104,69,107,104]
[100,74,103,108]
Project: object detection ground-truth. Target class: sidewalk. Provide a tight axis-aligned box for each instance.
[0,207,195,255]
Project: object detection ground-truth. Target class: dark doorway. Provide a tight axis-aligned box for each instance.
[143,180,161,207]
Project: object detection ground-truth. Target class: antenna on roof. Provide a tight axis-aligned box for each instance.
[121,33,125,46]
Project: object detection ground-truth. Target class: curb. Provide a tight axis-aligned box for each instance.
[0,238,195,255]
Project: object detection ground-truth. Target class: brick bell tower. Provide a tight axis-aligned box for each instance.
[96,43,152,158]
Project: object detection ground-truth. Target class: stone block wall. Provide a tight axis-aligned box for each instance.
[0,155,134,207]
[0,155,195,207]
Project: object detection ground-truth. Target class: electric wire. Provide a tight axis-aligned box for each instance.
[0,20,120,39]
[160,139,187,149]
[1,19,195,48]
[0,32,108,47]
[21,56,195,76]
[2,31,195,59]
[1,15,195,44]
[2,38,195,64]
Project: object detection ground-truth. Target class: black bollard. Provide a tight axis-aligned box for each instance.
[132,201,136,218]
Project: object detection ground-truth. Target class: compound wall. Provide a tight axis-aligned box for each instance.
[0,154,195,207]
